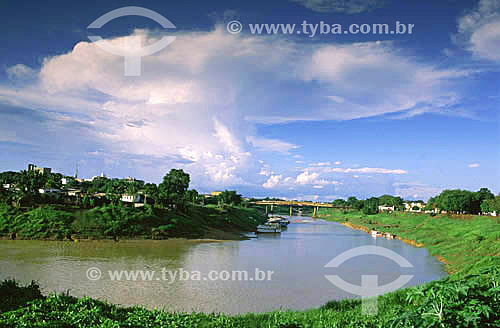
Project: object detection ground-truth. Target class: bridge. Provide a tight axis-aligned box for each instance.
[249,200,348,217]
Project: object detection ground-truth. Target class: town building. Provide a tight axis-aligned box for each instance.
[28,164,51,175]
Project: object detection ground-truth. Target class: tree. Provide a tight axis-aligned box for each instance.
[362,197,379,215]
[45,173,63,189]
[378,195,404,210]
[186,189,200,204]
[158,169,190,210]
[332,199,347,207]
[471,188,494,214]
[143,183,159,205]
[347,196,363,210]
[217,190,242,206]
[436,189,474,214]
[13,170,47,207]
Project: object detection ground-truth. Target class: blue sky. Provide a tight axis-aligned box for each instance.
[0,0,498,200]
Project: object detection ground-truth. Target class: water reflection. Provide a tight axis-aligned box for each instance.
[0,218,447,314]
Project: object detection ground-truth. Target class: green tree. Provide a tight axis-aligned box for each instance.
[217,190,242,206]
[143,183,159,205]
[362,197,379,215]
[347,196,363,210]
[158,169,190,210]
[471,188,494,214]
[13,170,47,207]
[332,199,347,207]
[186,189,200,204]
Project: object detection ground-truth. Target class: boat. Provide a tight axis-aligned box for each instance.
[384,232,394,239]
[371,230,383,237]
[257,223,281,233]
[268,216,290,227]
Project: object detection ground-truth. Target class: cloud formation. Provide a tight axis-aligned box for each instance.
[291,0,388,14]
[457,0,500,61]
[0,25,476,197]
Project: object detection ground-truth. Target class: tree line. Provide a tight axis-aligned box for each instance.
[330,188,499,215]
[0,169,243,210]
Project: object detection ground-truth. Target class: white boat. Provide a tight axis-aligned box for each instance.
[371,230,382,237]
[257,223,281,233]
[268,216,290,227]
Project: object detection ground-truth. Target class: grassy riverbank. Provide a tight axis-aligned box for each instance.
[318,209,500,275]
[1,210,499,327]
[0,204,267,241]
[1,267,499,327]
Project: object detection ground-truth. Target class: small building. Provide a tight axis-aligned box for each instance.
[121,194,144,203]
[404,202,425,213]
[378,205,395,212]
[211,191,222,196]
[38,188,63,197]
[28,164,51,175]
[66,189,82,197]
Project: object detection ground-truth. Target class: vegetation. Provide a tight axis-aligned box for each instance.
[1,267,498,327]
[2,167,499,326]
[331,188,500,216]
[0,168,266,240]
[319,209,500,276]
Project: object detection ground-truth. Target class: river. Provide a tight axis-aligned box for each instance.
[0,218,446,314]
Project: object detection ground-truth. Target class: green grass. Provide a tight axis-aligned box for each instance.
[319,209,500,275]
[1,268,499,327]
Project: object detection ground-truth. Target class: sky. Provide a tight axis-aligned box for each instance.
[0,0,499,201]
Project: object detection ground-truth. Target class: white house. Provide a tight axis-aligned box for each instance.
[38,188,63,197]
[378,205,395,212]
[404,202,425,213]
[121,194,143,203]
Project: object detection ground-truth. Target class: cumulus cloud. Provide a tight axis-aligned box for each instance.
[456,0,500,61]
[263,175,283,188]
[0,25,472,192]
[468,163,481,168]
[291,0,388,14]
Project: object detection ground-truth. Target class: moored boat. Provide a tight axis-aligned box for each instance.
[268,216,290,227]
[257,223,281,233]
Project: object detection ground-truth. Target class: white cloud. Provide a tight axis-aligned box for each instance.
[468,163,481,168]
[456,0,500,61]
[296,171,320,184]
[393,182,442,201]
[246,136,299,154]
[291,0,387,14]
[263,175,282,188]
[307,166,407,175]
[0,25,471,192]
[6,64,36,80]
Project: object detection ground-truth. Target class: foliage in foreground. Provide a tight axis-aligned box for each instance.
[1,267,499,327]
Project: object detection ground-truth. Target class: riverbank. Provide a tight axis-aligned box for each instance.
[1,210,499,327]
[0,204,267,241]
[319,209,500,276]
[1,265,499,327]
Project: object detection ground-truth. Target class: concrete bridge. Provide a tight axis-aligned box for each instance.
[249,200,348,217]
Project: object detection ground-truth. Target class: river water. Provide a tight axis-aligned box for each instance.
[0,218,446,314]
